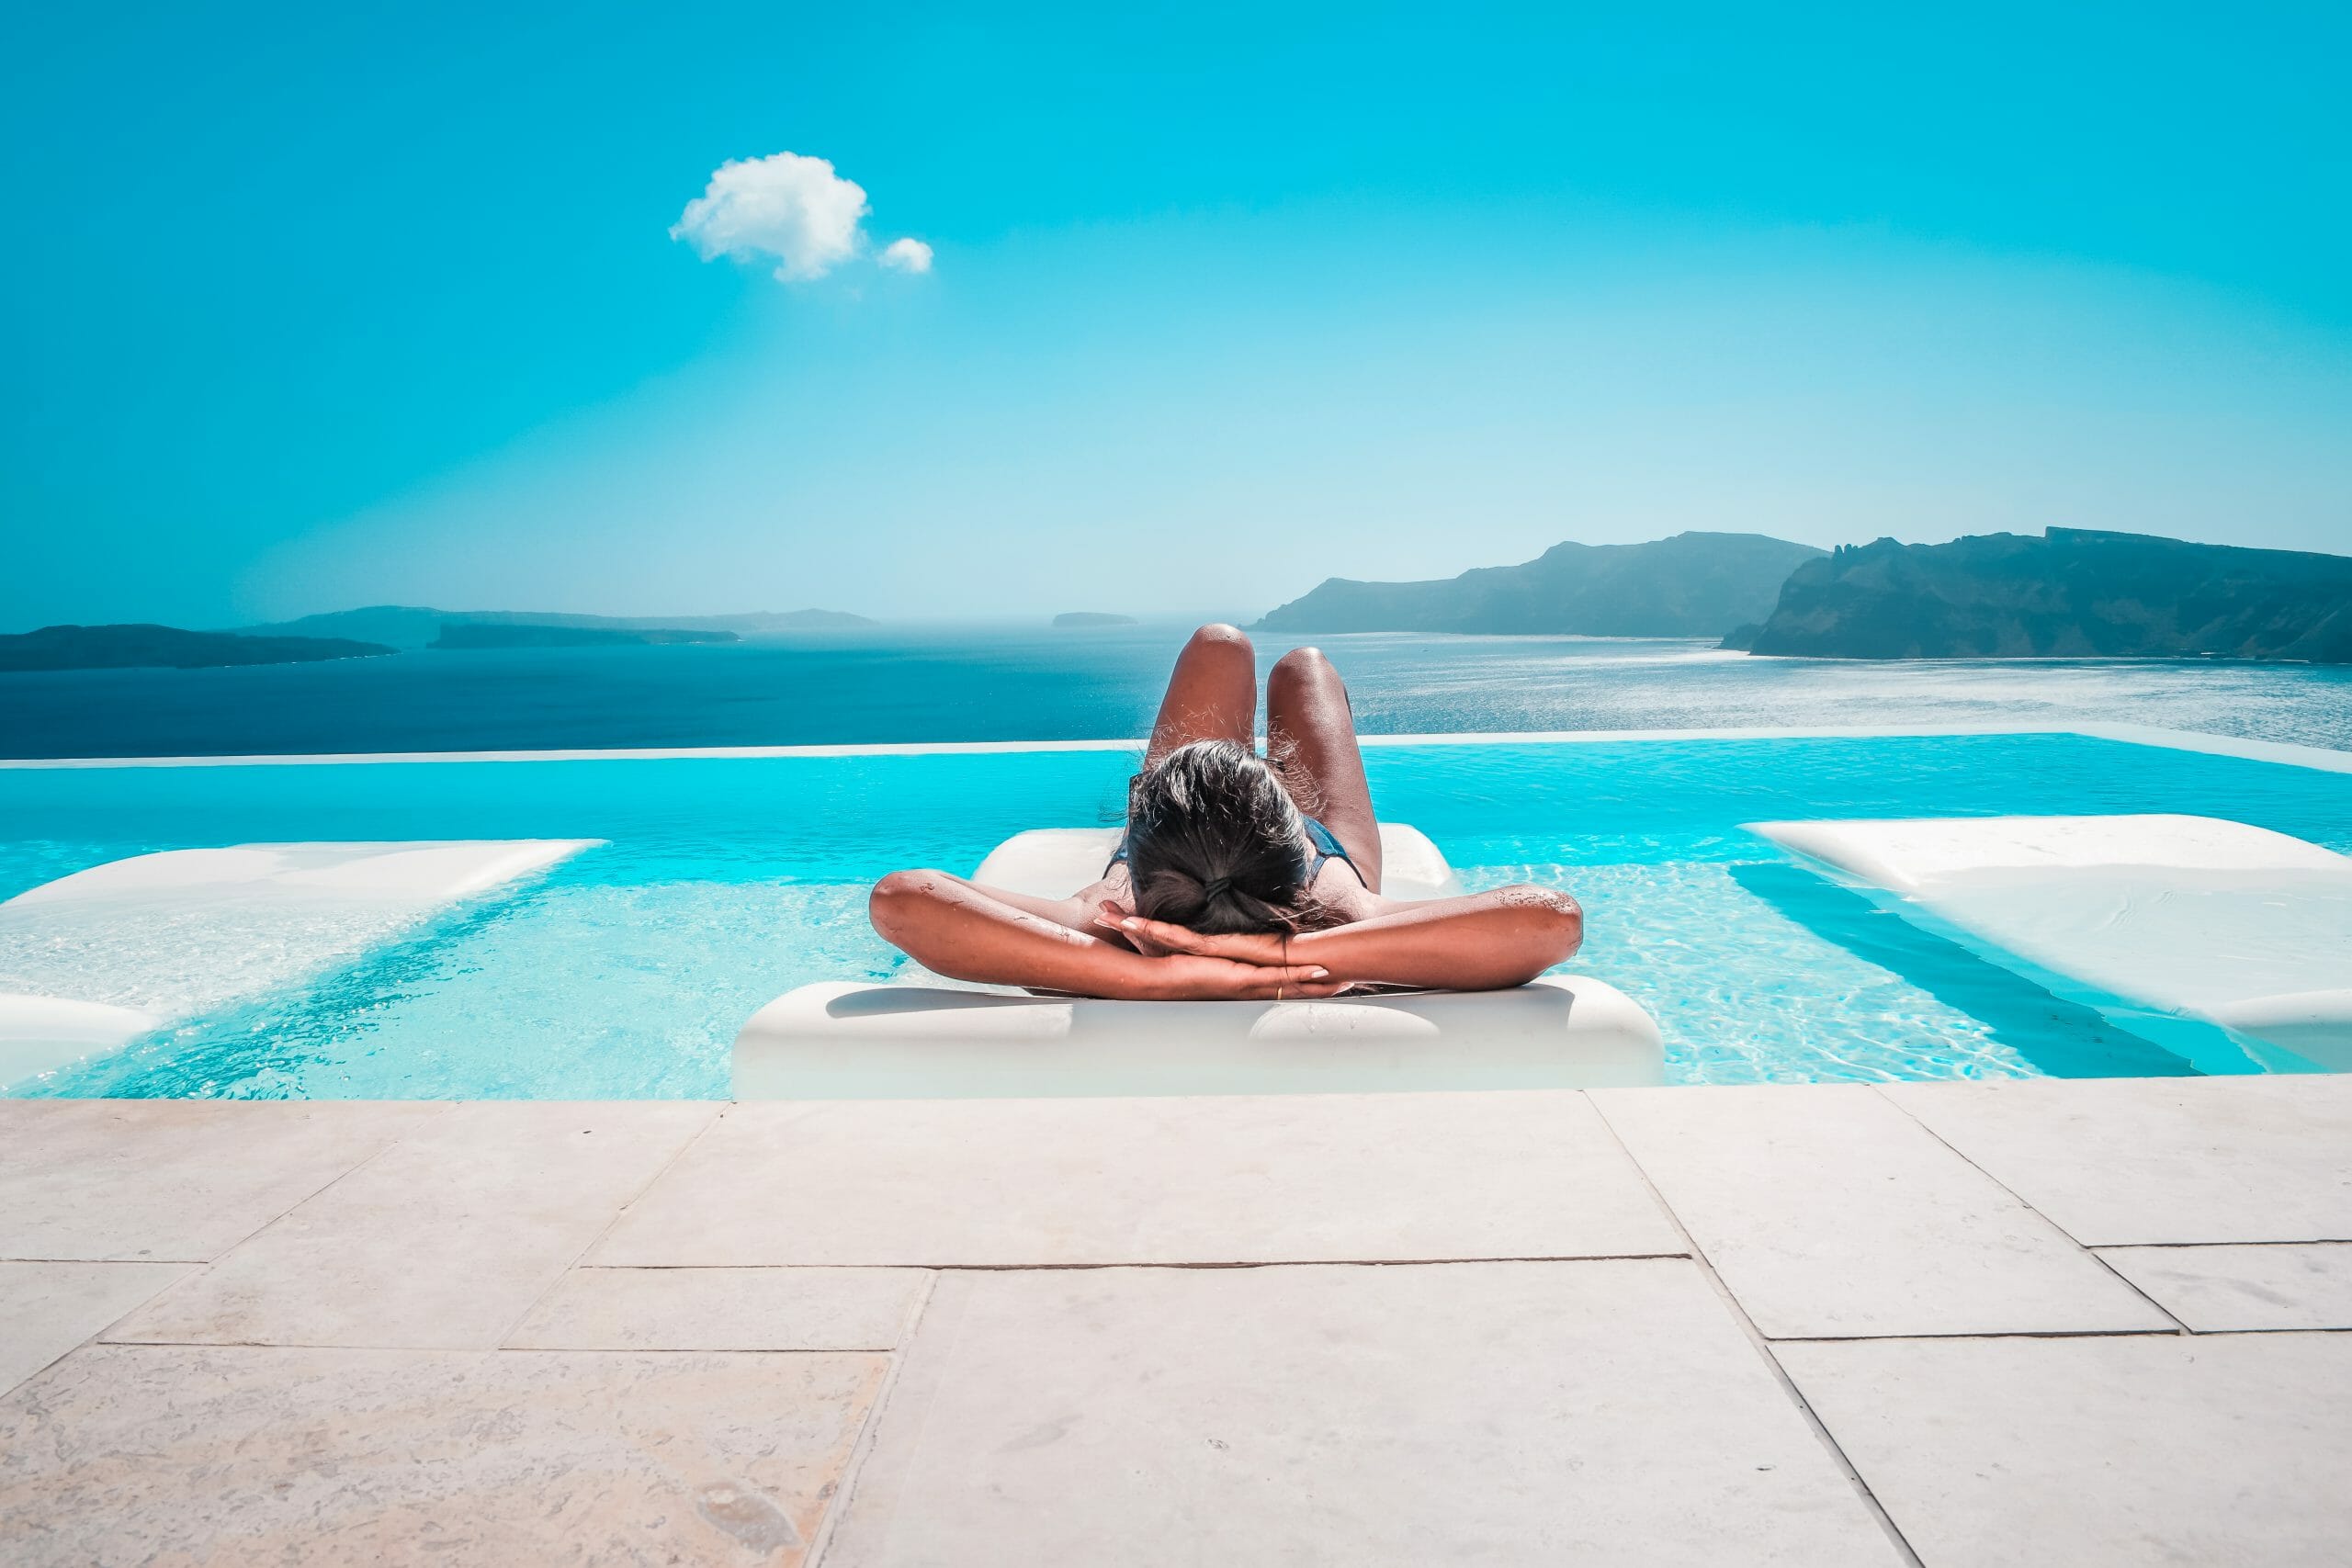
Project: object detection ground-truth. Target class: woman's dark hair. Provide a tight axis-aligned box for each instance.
[1124,739,1322,934]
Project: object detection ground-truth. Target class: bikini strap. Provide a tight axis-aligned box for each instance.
[1301,816,1370,888]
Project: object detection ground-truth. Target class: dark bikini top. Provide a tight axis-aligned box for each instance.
[1106,815,1368,888]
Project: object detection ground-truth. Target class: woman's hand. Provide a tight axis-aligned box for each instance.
[1137,952,1345,1000]
[1096,908,1290,966]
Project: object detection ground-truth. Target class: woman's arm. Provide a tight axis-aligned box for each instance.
[1109,885,1582,993]
[869,869,1342,1000]
[1294,886,1582,990]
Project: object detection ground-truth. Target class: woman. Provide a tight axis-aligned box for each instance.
[869,625,1582,999]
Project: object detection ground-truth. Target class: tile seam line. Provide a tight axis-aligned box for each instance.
[107,1105,461,1335]
[804,1269,941,1568]
[1,1255,216,1265]
[577,1100,828,1270]
[1760,1327,2232,1344]
[235,1101,462,1246]
[810,1269,981,1568]
[487,1103,728,1349]
[6,1112,444,1395]
[0,1260,195,1402]
[89,1338,911,1354]
[1867,1085,2192,1335]
[1583,1093,1928,1568]
[2094,1238,2352,1250]
[79,1324,2352,1355]
[594,1258,1709,1269]
[1763,1325,2352,1344]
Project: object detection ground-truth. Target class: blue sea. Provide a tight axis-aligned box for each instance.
[4,621,2352,757]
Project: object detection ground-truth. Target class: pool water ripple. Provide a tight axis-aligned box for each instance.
[3,731,2346,1098]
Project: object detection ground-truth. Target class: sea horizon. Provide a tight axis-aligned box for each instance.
[6,625,2349,761]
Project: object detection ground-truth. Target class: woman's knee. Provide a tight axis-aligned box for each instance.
[1268,644,1337,692]
[1186,622,1254,658]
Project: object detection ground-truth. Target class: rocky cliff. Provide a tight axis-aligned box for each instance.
[1745,529,2352,660]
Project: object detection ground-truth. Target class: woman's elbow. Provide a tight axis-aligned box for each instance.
[868,868,948,950]
[1549,893,1585,960]
[1503,886,1583,972]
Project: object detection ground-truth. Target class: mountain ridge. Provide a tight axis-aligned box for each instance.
[1253,532,1826,637]
[0,624,395,673]
[239,604,874,650]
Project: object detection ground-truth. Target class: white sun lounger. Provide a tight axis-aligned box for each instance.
[733,825,1663,1099]
[1750,814,2352,1073]
[0,840,597,1088]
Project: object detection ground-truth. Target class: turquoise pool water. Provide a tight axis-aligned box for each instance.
[3,731,2347,1098]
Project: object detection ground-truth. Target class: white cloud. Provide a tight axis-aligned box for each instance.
[670,152,873,283]
[879,237,934,274]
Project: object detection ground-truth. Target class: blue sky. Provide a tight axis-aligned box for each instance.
[4,1,2348,629]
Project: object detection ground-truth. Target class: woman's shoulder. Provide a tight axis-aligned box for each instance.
[1307,866,1385,924]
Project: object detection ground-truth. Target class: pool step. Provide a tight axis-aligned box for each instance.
[1750,814,2352,1074]
[0,840,599,1089]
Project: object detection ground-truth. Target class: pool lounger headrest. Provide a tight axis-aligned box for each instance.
[733,824,1664,1099]
[971,823,1465,902]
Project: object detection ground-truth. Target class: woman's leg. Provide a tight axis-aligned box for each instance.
[1146,623,1259,767]
[1265,645,1382,893]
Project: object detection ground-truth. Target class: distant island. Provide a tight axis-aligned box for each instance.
[1740,528,2352,661]
[240,604,875,650]
[1053,612,1139,627]
[427,623,737,650]
[0,624,394,673]
[1254,533,1825,637]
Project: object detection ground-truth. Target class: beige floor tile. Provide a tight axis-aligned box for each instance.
[0,1343,886,1568]
[2097,1243,2352,1330]
[109,1102,715,1348]
[1883,1076,2352,1245]
[828,1259,1902,1567]
[595,1091,1683,1266]
[0,1099,445,1261]
[1779,1332,2352,1568]
[1594,1084,2173,1337]
[505,1266,930,1349]
[0,1262,188,1395]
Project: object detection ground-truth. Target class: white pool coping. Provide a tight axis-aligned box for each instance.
[2,720,2346,773]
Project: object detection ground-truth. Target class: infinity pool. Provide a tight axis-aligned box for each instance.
[4,730,2348,1098]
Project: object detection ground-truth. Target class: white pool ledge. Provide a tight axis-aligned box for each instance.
[0,840,598,1089]
[1753,815,2352,1073]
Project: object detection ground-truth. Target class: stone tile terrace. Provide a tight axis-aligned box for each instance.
[4,1075,2350,1564]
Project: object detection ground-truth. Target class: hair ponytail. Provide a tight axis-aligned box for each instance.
[1124,739,1324,935]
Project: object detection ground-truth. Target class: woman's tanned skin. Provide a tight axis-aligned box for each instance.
[868,624,1582,999]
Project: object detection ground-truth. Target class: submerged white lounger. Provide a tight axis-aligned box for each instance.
[734,824,1664,1098]
[1752,814,2352,1073]
[0,840,596,1088]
